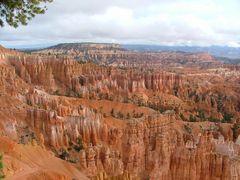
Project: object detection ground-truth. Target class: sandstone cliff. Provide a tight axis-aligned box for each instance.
[0,45,240,180]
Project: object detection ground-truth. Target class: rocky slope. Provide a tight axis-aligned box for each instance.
[0,45,240,180]
[0,136,88,180]
[7,51,240,122]
[35,43,126,64]
[34,43,221,68]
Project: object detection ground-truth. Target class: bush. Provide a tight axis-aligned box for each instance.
[195,94,200,103]
[189,114,197,122]
[184,124,192,134]
[53,90,60,96]
[26,99,32,106]
[58,148,69,160]
[73,137,83,152]
[68,159,77,164]
[158,107,165,113]
[208,116,220,122]
[197,110,205,121]
[180,113,185,121]
[222,112,233,123]
[0,154,5,179]
[117,112,124,119]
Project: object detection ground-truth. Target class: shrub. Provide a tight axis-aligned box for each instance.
[222,112,233,123]
[158,107,165,113]
[117,112,124,119]
[189,114,197,122]
[188,91,196,99]
[26,99,32,106]
[180,113,187,121]
[208,116,220,122]
[184,124,192,134]
[68,159,77,164]
[53,90,60,95]
[197,110,205,121]
[0,154,5,179]
[58,148,69,160]
[76,93,83,98]
[73,137,83,152]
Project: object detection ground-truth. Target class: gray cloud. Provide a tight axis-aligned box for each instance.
[0,0,240,47]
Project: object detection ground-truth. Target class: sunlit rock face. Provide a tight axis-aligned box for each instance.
[0,45,240,180]
[7,53,182,94]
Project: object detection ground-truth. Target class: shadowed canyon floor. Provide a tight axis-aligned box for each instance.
[0,44,240,180]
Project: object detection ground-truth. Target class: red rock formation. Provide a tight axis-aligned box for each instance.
[0,45,240,179]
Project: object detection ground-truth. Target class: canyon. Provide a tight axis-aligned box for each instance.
[0,43,240,180]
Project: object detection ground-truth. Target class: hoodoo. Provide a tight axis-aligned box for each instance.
[0,44,240,179]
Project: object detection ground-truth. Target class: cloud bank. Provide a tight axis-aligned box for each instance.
[0,0,240,47]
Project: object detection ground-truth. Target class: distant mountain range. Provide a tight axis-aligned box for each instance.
[15,43,240,64]
[123,44,240,58]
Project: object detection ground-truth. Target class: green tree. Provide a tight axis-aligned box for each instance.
[197,110,205,121]
[0,0,53,27]
[0,154,4,179]
[73,137,83,152]
[189,114,196,122]
[208,116,220,123]
[58,148,69,160]
[222,112,233,123]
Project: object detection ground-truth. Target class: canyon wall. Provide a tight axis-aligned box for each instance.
[0,46,240,179]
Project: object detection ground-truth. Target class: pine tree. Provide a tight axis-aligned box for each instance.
[0,0,53,27]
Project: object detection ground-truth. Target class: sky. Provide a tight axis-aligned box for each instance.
[0,0,240,48]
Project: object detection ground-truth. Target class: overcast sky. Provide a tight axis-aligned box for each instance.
[0,0,240,48]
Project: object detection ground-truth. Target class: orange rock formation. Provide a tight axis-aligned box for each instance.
[0,44,240,180]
